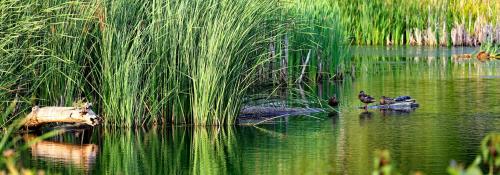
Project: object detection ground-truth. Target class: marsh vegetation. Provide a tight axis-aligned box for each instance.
[1,0,500,174]
[0,0,350,127]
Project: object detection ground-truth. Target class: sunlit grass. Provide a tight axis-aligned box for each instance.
[284,0,349,82]
[0,0,348,126]
[336,0,499,46]
[99,0,285,126]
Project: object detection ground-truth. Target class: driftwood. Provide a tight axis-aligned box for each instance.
[239,106,324,118]
[238,106,325,125]
[23,103,100,128]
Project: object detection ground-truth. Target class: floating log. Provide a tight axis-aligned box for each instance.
[238,106,325,125]
[239,106,324,118]
[362,101,419,111]
[23,103,100,128]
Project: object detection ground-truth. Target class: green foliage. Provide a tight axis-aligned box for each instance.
[447,157,483,175]
[284,0,349,82]
[480,134,500,173]
[335,0,499,45]
[0,0,348,126]
[0,0,99,125]
[372,149,399,175]
[96,127,238,175]
[0,0,46,120]
[0,106,61,174]
[99,0,284,126]
[480,42,500,56]
[371,134,500,175]
[0,0,282,126]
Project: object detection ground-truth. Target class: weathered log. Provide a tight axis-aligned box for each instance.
[239,106,324,118]
[238,106,325,125]
[23,103,100,128]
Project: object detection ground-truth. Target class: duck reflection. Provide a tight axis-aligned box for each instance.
[329,112,339,125]
[23,132,98,172]
[359,111,373,119]
[359,111,373,126]
[379,108,416,117]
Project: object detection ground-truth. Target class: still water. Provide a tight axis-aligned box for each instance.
[20,47,500,174]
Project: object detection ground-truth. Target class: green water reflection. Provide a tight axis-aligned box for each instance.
[20,47,500,174]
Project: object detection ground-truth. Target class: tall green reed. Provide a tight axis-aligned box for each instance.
[98,0,283,126]
[100,0,150,126]
[283,0,349,83]
[35,0,99,106]
[1,0,349,126]
[0,0,99,124]
[0,0,46,116]
[335,0,499,46]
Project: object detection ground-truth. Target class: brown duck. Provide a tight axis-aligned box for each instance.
[328,95,339,107]
[476,51,490,62]
[359,91,376,108]
[380,96,396,105]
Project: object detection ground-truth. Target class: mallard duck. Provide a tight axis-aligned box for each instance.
[380,96,395,105]
[328,95,339,107]
[359,91,376,108]
[358,91,367,99]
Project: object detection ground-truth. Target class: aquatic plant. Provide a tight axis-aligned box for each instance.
[99,0,285,126]
[1,0,280,126]
[335,0,500,46]
[370,134,500,175]
[0,0,46,118]
[372,149,397,175]
[0,0,349,126]
[283,0,349,83]
[0,106,61,174]
[0,0,99,124]
[479,42,499,57]
[447,134,500,175]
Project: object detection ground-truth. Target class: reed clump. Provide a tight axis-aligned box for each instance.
[336,0,500,46]
[0,0,100,125]
[0,0,348,126]
[100,0,289,126]
[281,0,349,84]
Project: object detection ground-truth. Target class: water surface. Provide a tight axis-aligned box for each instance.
[19,47,500,174]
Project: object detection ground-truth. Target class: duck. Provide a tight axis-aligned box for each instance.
[476,51,490,62]
[358,91,376,108]
[380,96,395,105]
[328,95,339,107]
[394,96,415,102]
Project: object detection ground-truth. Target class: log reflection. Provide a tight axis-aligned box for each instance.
[23,134,98,172]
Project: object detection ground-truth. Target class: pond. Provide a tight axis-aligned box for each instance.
[18,46,500,174]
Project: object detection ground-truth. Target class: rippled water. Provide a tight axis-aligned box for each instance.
[19,47,500,174]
